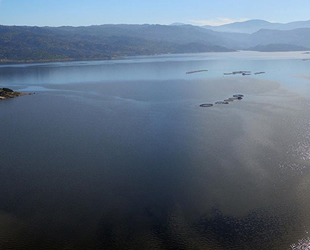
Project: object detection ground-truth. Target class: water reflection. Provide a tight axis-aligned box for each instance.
[290,237,310,250]
[95,203,298,250]
[1,52,310,249]
[1,51,310,89]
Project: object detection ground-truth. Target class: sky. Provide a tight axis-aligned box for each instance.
[0,0,310,27]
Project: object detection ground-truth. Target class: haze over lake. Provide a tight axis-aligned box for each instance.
[1,51,310,249]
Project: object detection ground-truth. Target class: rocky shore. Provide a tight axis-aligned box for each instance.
[0,88,29,100]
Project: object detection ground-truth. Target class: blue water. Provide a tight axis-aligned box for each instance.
[1,51,310,249]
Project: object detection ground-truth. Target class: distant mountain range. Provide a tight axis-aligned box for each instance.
[202,19,310,34]
[1,19,310,62]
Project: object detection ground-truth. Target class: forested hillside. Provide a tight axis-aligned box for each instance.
[1,22,310,62]
[0,25,233,62]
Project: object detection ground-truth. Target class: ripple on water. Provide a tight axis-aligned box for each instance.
[16,86,54,92]
[290,237,310,250]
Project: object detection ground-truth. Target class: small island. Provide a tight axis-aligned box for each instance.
[0,88,29,100]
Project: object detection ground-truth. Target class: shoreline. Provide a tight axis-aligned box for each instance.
[1,50,309,66]
[0,88,31,100]
[0,56,122,65]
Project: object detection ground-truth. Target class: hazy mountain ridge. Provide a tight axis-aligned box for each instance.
[203,19,310,34]
[203,19,276,34]
[1,20,310,62]
[248,28,310,48]
[247,44,310,52]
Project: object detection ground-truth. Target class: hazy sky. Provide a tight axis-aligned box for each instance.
[0,0,310,27]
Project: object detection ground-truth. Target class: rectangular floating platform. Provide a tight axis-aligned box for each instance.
[186,70,208,74]
[224,71,251,75]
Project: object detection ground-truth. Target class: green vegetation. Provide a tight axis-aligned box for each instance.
[0,88,28,99]
[1,24,310,63]
[0,25,234,62]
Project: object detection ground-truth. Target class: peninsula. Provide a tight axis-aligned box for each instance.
[0,88,29,100]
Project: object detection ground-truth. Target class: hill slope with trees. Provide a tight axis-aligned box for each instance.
[1,22,310,62]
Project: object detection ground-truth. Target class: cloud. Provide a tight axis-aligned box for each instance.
[189,18,249,26]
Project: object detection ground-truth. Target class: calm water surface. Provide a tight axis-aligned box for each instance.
[1,51,310,249]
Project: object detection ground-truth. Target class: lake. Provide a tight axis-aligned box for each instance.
[1,51,310,249]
